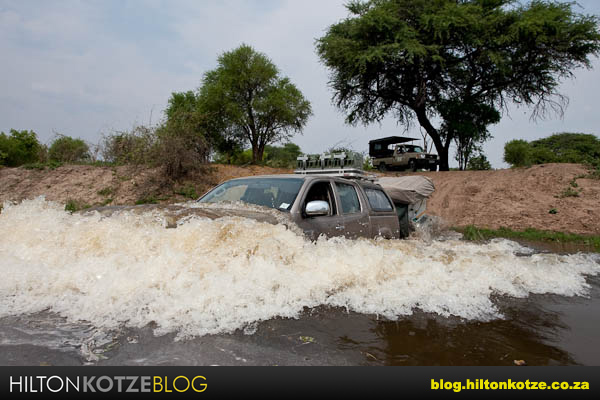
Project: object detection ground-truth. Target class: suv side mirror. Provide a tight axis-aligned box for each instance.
[305,200,330,217]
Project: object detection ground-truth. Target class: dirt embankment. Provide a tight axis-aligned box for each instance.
[393,163,600,236]
[1,162,599,235]
[0,164,292,207]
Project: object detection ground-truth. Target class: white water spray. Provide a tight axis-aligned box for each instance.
[1,197,598,338]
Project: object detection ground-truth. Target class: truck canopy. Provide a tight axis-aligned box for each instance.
[369,136,419,157]
[377,176,435,205]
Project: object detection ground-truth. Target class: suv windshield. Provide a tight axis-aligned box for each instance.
[198,178,304,211]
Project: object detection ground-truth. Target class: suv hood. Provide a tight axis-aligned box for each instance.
[85,203,293,229]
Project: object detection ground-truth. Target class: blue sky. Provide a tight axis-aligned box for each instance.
[0,0,599,168]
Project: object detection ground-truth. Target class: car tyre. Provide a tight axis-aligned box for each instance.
[409,160,417,172]
[378,163,387,172]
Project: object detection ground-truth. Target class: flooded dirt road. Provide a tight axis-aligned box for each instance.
[1,198,599,366]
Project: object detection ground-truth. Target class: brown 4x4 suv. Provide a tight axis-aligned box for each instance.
[90,173,432,241]
[369,136,438,172]
[197,175,402,240]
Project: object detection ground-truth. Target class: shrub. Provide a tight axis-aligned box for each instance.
[48,135,90,162]
[558,187,580,198]
[97,187,114,197]
[64,199,91,213]
[505,133,600,168]
[467,153,492,170]
[155,128,209,180]
[503,139,532,167]
[0,129,43,167]
[174,185,198,199]
[100,126,156,165]
[529,146,557,164]
[135,196,159,205]
[530,133,600,165]
[153,107,211,179]
[218,148,253,165]
[264,143,302,168]
[214,143,303,168]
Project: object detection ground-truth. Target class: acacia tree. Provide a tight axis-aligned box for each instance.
[198,45,312,164]
[316,0,600,171]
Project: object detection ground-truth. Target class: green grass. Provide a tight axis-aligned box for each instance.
[558,187,580,198]
[97,187,115,197]
[74,160,117,167]
[457,225,600,252]
[135,196,159,205]
[64,199,92,213]
[21,160,63,170]
[587,167,600,180]
[174,185,198,199]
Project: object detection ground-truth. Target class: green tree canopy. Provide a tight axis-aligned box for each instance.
[165,91,198,121]
[264,142,302,168]
[504,139,533,167]
[316,0,600,170]
[198,44,312,163]
[467,152,492,170]
[48,135,90,163]
[504,132,600,167]
[0,129,42,167]
[531,132,600,165]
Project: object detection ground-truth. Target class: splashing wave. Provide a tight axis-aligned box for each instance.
[1,197,598,338]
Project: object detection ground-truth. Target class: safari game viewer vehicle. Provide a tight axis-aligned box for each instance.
[196,151,435,240]
[369,136,439,172]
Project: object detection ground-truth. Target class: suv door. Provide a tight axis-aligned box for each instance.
[362,186,400,239]
[295,179,345,240]
[333,181,371,239]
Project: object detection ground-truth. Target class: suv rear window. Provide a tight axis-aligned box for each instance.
[364,188,393,211]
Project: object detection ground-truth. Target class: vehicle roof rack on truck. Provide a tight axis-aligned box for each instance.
[295,151,376,181]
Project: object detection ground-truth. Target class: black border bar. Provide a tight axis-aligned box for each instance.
[1,366,599,397]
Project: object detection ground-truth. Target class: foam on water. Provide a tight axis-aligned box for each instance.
[1,197,599,338]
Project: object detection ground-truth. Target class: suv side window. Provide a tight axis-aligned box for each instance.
[303,181,337,216]
[336,182,361,214]
[364,188,393,211]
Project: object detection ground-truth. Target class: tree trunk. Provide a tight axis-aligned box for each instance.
[438,146,450,171]
[251,145,260,164]
[415,107,450,171]
[249,125,260,164]
[257,142,266,164]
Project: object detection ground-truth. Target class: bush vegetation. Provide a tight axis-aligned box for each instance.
[503,139,532,168]
[467,153,492,170]
[504,133,600,168]
[0,129,43,167]
[64,199,92,213]
[48,135,90,163]
[0,130,93,169]
[100,126,156,165]
[214,142,302,169]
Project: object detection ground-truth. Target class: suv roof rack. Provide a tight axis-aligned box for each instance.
[295,152,376,181]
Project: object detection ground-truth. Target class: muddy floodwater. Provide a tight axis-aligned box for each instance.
[1,198,599,366]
